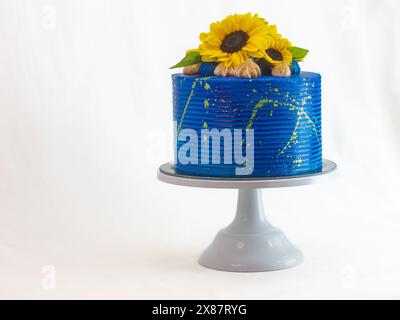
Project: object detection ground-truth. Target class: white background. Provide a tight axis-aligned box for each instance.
[0,0,400,299]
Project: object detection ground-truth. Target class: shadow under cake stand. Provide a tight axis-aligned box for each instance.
[157,160,337,272]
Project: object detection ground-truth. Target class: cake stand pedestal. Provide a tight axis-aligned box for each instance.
[157,160,337,272]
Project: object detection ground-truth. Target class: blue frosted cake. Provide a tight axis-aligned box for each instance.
[170,13,322,177]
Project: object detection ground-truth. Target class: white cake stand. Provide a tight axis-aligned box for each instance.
[157,160,337,272]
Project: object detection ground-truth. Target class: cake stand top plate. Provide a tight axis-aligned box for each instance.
[157,159,337,189]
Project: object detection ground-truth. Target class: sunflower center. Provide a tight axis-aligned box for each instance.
[220,31,249,53]
[266,48,283,61]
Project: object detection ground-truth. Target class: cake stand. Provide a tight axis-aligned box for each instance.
[157,160,337,272]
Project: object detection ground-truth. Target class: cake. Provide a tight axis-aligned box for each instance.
[170,13,322,177]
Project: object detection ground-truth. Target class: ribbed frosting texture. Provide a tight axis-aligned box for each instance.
[172,72,322,177]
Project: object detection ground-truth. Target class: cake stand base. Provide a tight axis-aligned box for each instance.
[198,189,302,272]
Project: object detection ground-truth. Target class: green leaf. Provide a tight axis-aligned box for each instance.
[289,46,309,61]
[170,50,202,69]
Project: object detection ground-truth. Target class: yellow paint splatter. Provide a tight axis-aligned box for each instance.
[177,79,198,133]
[246,99,270,130]
[279,110,302,155]
[293,158,303,165]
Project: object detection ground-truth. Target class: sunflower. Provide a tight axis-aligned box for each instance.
[199,13,274,68]
[264,37,293,66]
